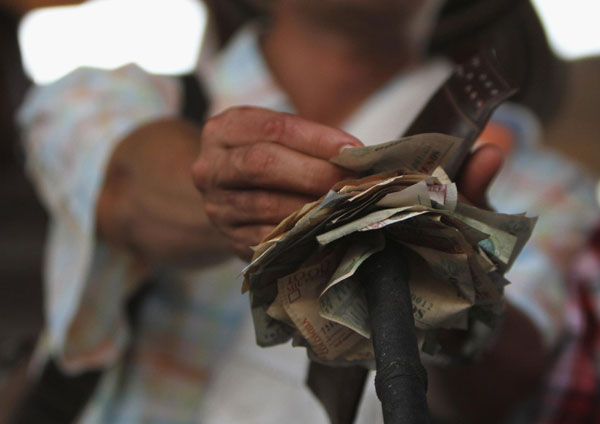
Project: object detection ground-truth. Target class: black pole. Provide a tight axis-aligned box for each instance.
[358,247,431,424]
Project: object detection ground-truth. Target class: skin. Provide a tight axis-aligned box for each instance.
[98,0,549,421]
[190,107,361,259]
[97,119,231,268]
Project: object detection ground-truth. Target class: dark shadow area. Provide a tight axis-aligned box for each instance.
[0,8,46,423]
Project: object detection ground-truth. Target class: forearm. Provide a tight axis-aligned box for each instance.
[97,118,231,267]
[426,303,550,423]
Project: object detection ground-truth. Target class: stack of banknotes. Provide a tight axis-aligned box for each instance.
[243,133,536,365]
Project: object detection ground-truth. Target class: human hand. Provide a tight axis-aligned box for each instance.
[191,107,362,260]
[456,144,504,208]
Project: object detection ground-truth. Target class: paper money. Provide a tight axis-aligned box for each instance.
[276,251,364,360]
[407,254,472,330]
[454,203,537,268]
[243,134,536,363]
[316,206,428,245]
[322,232,385,291]
[331,133,462,175]
[319,277,371,339]
[318,232,385,338]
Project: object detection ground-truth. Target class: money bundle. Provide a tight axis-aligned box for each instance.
[243,133,536,365]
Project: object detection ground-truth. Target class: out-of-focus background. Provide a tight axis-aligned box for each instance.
[0,0,598,421]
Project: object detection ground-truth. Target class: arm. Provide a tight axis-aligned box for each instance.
[16,65,201,365]
[97,118,231,268]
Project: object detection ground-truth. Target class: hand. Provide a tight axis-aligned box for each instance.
[191,107,362,260]
[456,144,504,208]
[97,119,231,268]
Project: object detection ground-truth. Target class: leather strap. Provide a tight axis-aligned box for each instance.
[307,362,369,424]
[404,49,518,179]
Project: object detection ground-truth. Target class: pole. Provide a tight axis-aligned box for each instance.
[358,247,431,424]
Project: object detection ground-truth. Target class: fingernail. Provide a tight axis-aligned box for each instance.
[339,144,357,153]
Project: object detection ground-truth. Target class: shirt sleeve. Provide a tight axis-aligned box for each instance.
[487,104,600,350]
[18,64,181,372]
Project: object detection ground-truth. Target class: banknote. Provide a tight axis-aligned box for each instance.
[331,133,463,175]
[243,133,536,363]
[277,251,364,360]
[318,233,385,338]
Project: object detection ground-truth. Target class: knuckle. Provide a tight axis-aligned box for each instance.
[221,106,253,130]
[203,106,250,141]
[229,191,280,222]
[313,131,330,157]
[201,115,222,140]
[303,164,339,195]
[298,165,321,193]
[261,113,288,143]
[241,144,276,182]
[203,200,219,221]
[255,193,281,218]
[229,190,251,213]
[219,107,246,140]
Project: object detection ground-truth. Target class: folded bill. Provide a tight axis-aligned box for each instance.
[243,134,536,363]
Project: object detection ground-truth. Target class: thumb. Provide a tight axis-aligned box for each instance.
[457,144,504,208]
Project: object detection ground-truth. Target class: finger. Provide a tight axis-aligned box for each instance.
[207,189,314,227]
[215,142,355,195]
[228,224,276,261]
[457,144,504,206]
[230,224,276,246]
[206,107,362,159]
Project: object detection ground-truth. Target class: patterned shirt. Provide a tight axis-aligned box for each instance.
[18,24,600,423]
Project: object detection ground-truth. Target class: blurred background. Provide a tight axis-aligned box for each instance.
[0,0,598,421]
